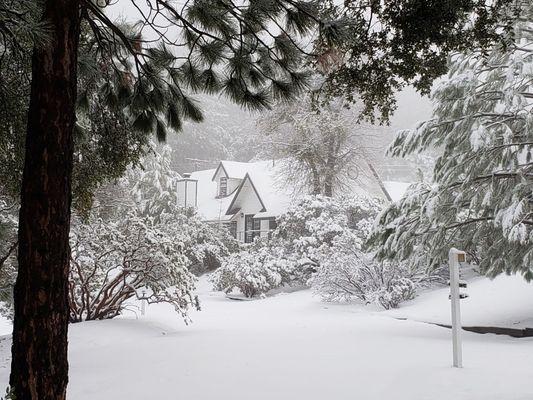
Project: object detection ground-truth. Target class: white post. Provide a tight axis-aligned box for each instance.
[449,248,465,368]
[141,290,146,317]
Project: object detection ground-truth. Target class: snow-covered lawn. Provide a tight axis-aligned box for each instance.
[385,274,533,329]
[0,276,532,399]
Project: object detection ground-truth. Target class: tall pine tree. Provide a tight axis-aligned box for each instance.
[369,0,532,279]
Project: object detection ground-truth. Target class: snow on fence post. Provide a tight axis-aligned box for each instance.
[449,248,466,368]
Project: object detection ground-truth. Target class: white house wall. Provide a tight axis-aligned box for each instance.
[236,214,245,240]
[177,180,198,208]
[230,181,265,240]
[236,183,264,215]
[177,182,186,206]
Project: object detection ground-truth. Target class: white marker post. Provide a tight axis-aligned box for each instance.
[141,290,147,317]
[449,248,466,368]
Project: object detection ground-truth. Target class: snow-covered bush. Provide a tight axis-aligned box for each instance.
[68,145,234,320]
[212,195,388,299]
[171,212,239,276]
[69,215,199,322]
[273,195,381,275]
[311,232,419,309]
[213,194,438,307]
[211,245,295,298]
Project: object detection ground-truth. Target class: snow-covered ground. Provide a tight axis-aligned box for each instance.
[385,274,533,328]
[0,276,532,399]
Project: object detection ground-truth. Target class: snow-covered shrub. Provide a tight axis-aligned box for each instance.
[212,195,384,298]
[69,214,199,322]
[319,226,443,309]
[173,213,239,276]
[372,276,417,310]
[68,145,234,321]
[273,195,381,275]
[311,232,422,309]
[212,194,434,307]
[211,245,291,297]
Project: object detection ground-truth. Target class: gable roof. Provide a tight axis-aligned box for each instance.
[193,160,294,221]
[225,173,267,215]
[211,160,251,181]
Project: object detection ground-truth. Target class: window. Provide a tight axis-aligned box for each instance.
[244,215,261,243]
[253,218,261,233]
[219,177,227,197]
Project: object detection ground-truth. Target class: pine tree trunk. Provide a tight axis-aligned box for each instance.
[10,0,80,398]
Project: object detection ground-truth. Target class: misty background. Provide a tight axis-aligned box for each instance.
[163,87,433,182]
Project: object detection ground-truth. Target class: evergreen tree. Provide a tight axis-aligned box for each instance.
[369,1,533,279]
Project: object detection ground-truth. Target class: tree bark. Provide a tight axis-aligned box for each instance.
[323,135,337,197]
[10,0,80,398]
[307,161,321,195]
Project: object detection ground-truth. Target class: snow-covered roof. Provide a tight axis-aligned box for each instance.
[227,160,294,218]
[240,160,293,218]
[192,160,407,222]
[211,160,253,181]
[190,168,235,222]
[193,160,294,221]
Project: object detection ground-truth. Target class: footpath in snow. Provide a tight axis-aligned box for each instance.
[0,276,531,400]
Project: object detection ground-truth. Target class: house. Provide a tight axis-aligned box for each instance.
[176,160,292,243]
[176,159,407,243]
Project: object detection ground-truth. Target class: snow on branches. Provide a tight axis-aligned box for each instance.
[211,245,295,298]
[311,230,434,309]
[255,94,385,197]
[212,194,430,308]
[68,145,235,322]
[370,4,533,279]
[69,214,199,323]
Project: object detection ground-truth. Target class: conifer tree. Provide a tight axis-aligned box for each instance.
[369,1,533,280]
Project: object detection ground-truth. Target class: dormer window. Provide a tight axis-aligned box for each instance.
[220,177,228,197]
